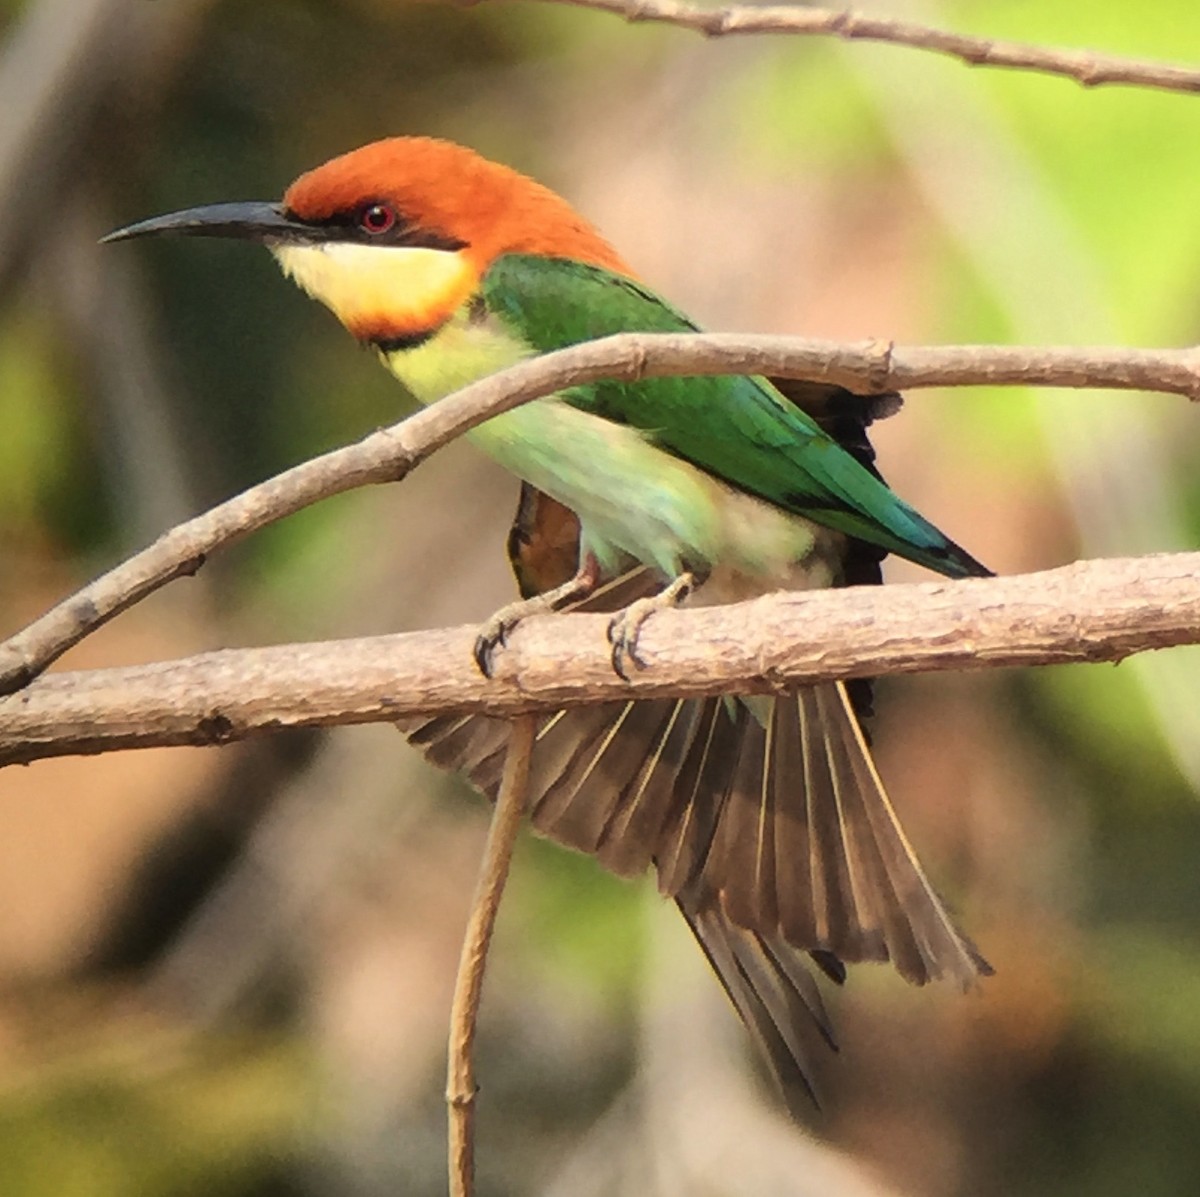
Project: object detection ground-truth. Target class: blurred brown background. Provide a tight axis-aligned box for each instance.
[3,0,1200,1194]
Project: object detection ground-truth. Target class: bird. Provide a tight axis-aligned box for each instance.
[105,136,993,1108]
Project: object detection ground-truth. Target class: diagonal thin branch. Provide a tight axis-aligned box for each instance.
[2,333,1198,698]
[511,0,1200,96]
[3,551,1198,767]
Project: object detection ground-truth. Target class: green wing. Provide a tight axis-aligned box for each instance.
[482,254,988,580]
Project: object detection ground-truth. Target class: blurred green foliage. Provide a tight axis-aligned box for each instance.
[0,1032,307,1197]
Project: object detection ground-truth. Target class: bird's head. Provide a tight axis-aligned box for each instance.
[105,137,630,345]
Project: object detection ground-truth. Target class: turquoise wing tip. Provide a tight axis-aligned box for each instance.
[934,538,993,580]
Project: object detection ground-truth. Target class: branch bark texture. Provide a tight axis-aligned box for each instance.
[3,552,1197,766]
[530,0,1200,96]
[2,334,1198,697]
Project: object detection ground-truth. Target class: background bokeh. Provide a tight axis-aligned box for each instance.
[2,0,1200,1193]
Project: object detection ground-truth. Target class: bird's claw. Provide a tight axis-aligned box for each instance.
[473,616,517,678]
[606,610,648,681]
[473,558,602,677]
[605,573,695,681]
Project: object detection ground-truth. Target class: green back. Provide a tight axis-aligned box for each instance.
[482,254,987,580]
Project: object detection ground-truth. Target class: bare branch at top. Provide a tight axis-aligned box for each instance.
[508,0,1200,96]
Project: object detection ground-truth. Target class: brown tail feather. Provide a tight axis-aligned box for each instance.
[676,886,836,1111]
[399,675,988,1104]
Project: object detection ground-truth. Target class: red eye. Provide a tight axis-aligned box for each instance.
[359,203,396,234]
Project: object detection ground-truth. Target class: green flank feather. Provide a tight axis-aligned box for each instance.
[483,254,990,580]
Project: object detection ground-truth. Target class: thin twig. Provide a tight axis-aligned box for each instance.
[2,333,1198,697]
[446,715,536,1197]
[3,551,1200,766]
[510,0,1200,96]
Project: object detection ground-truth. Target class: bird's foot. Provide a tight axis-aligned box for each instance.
[474,557,601,677]
[606,572,695,681]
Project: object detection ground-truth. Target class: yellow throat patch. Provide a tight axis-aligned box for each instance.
[271,241,476,342]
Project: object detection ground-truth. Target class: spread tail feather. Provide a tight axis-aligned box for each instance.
[400,681,988,1103]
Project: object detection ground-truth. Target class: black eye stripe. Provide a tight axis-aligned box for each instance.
[281,203,468,252]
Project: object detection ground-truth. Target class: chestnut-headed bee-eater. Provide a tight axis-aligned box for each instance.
[107,137,992,1107]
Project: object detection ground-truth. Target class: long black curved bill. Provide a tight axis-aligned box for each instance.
[102,202,313,244]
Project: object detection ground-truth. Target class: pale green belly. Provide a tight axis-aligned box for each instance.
[384,313,834,583]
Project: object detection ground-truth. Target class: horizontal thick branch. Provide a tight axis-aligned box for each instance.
[2,552,1198,765]
[2,333,1198,698]
[532,0,1200,95]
